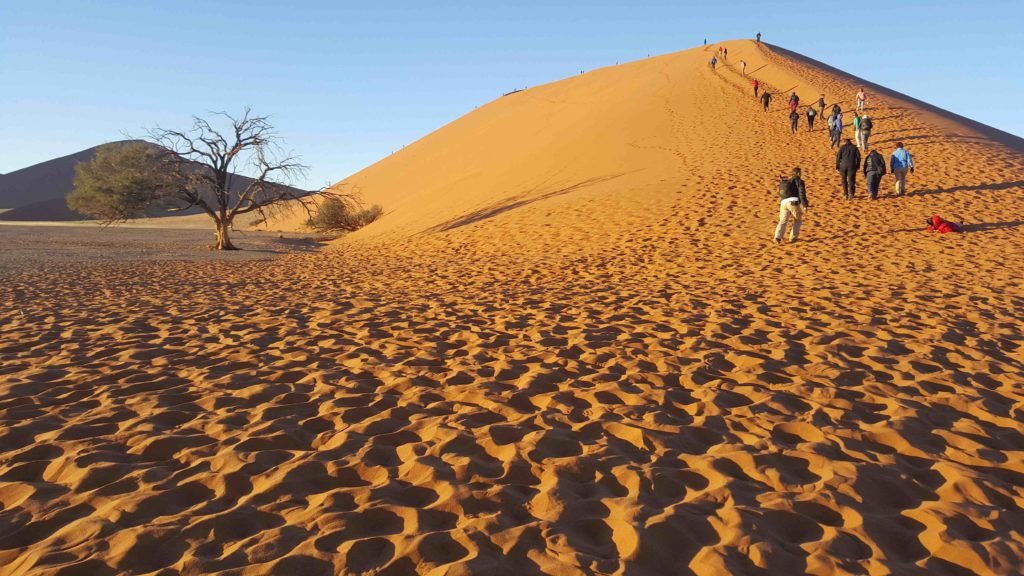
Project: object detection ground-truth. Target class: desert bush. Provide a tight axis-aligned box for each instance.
[307,198,382,233]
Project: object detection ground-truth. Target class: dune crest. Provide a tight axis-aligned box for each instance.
[2,41,1024,574]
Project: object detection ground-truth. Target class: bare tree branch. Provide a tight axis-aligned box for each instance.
[150,109,342,249]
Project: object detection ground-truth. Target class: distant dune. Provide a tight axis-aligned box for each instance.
[2,41,1023,575]
[0,145,101,213]
[0,142,308,223]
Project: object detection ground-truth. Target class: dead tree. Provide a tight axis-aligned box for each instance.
[148,108,329,250]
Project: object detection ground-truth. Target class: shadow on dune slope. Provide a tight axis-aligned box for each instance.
[425,172,630,233]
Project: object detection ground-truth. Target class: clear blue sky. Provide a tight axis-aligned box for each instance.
[2,0,1021,188]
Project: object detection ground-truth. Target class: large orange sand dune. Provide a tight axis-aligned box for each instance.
[2,40,1024,575]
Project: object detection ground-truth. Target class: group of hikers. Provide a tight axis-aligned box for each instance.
[770,84,923,242]
[767,90,936,242]
[777,89,874,150]
[834,135,915,201]
[774,135,928,244]
[709,45,728,70]
[708,38,948,243]
[822,91,873,150]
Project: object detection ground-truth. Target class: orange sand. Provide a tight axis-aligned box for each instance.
[2,40,1023,575]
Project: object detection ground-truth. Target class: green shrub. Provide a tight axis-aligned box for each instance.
[307,198,382,233]
[67,142,178,223]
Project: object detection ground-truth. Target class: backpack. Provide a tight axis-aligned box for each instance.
[778,178,791,199]
[867,152,884,172]
[862,117,873,131]
[808,108,816,117]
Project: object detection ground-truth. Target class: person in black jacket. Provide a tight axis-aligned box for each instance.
[774,167,810,243]
[863,148,887,199]
[790,109,800,134]
[761,91,772,112]
[835,138,862,200]
[806,106,817,131]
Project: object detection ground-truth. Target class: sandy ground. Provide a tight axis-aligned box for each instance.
[1,41,1023,575]
[0,225,327,273]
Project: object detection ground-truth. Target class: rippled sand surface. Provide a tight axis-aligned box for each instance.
[2,40,1023,575]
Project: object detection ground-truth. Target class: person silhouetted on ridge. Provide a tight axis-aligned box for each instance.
[836,138,862,200]
[863,148,886,200]
[761,90,772,112]
[756,32,762,43]
[890,142,915,196]
[774,167,810,243]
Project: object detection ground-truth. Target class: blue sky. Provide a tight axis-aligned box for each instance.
[2,1,1021,188]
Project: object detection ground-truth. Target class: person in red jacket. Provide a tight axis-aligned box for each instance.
[926,215,963,233]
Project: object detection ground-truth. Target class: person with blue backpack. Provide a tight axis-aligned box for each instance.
[890,142,915,196]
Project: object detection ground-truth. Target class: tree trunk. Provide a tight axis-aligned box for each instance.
[214,218,238,250]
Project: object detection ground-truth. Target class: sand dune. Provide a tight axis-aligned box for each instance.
[2,40,1023,575]
[0,146,100,217]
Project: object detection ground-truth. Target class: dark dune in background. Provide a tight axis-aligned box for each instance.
[0,142,309,222]
[0,146,100,215]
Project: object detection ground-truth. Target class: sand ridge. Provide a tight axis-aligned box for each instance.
[2,41,1024,574]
